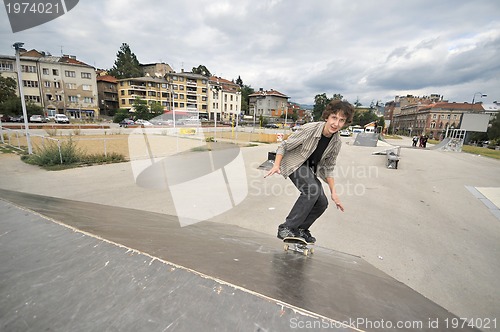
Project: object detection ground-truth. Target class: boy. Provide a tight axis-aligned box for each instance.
[265,99,355,243]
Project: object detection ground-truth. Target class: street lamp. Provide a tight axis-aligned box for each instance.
[471,92,487,112]
[13,42,32,154]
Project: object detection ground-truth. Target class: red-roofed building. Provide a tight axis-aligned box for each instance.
[97,73,119,115]
[0,49,99,119]
[208,76,241,122]
[393,101,485,139]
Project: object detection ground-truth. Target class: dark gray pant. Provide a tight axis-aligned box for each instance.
[283,164,328,230]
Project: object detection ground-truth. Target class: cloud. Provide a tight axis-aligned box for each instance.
[1,0,499,105]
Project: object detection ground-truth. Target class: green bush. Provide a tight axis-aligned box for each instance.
[21,138,125,169]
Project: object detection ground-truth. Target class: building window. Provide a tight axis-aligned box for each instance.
[42,68,49,75]
[82,84,92,91]
[84,97,93,103]
[0,61,14,71]
[44,81,51,88]
[23,80,38,88]
[54,82,61,88]
[21,65,36,73]
[66,83,77,89]
[52,69,59,76]
[25,95,40,103]
[81,72,92,79]
[68,96,78,103]
[65,70,76,78]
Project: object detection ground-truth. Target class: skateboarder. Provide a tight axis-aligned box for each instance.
[265,99,355,243]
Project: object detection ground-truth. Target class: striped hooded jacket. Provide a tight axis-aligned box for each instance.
[276,121,342,182]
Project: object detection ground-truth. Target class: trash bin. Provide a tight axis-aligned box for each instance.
[386,151,400,169]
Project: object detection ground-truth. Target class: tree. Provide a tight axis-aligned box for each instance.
[113,108,130,123]
[240,84,254,115]
[332,93,343,101]
[312,93,344,120]
[235,76,243,87]
[0,74,17,103]
[352,109,379,126]
[313,93,330,120]
[487,115,500,142]
[191,65,211,77]
[108,43,143,79]
[149,101,164,118]
[131,98,150,120]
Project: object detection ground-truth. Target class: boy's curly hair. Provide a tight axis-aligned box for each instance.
[321,99,355,124]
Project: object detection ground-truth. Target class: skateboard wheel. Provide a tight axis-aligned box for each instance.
[303,249,309,256]
[284,244,289,251]
[310,248,314,254]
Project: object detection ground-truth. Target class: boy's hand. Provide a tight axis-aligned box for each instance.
[265,165,281,178]
[331,192,345,212]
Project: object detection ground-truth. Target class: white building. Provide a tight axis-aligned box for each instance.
[0,49,99,119]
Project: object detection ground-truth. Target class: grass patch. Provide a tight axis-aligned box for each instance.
[21,138,126,170]
[462,145,500,160]
[382,135,402,139]
[0,144,25,154]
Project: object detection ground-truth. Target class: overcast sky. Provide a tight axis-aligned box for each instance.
[1,0,499,106]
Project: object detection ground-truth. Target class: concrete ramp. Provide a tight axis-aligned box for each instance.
[429,137,451,150]
[0,189,479,332]
[353,133,378,147]
[429,137,464,152]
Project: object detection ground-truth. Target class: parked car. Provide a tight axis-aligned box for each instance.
[340,129,351,136]
[119,119,135,127]
[29,114,47,123]
[135,119,153,126]
[265,123,279,129]
[10,115,23,122]
[54,114,70,124]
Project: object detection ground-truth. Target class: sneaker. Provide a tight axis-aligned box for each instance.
[299,229,316,243]
[277,225,298,240]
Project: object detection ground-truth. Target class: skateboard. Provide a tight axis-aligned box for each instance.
[283,237,314,256]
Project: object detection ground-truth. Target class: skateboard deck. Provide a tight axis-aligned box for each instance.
[283,237,315,256]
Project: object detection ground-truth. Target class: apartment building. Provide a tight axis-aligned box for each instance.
[116,70,243,122]
[208,76,241,122]
[164,71,209,117]
[96,73,118,116]
[384,94,443,129]
[0,49,99,119]
[117,76,170,110]
[249,89,289,123]
[392,101,485,138]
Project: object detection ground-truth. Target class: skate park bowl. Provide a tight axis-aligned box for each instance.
[0,188,480,332]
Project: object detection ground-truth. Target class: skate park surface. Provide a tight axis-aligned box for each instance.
[1,133,499,331]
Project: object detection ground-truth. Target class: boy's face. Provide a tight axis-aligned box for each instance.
[323,112,347,136]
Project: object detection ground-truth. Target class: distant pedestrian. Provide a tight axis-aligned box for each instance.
[412,135,418,147]
[422,135,428,148]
